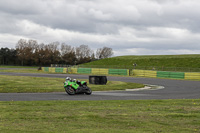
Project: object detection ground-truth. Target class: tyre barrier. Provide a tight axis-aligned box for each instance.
[89,76,107,85]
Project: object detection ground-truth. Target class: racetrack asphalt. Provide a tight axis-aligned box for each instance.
[0,72,200,101]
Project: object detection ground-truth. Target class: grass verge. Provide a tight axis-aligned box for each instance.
[0,100,200,132]
[0,65,37,68]
[0,75,144,93]
[0,68,46,73]
[84,54,200,68]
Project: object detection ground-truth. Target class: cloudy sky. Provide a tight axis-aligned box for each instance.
[0,0,200,56]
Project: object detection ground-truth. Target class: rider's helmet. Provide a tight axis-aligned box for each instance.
[66,77,71,81]
[72,79,76,82]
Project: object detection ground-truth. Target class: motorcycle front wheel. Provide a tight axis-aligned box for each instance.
[65,86,75,95]
[85,87,92,95]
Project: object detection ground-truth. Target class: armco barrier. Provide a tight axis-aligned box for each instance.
[44,67,49,72]
[49,67,55,73]
[77,68,91,74]
[63,68,67,73]
[91,68,109,75]
[41,67,199,80]
[169,72,185,79]
[69,68,77,74]
[185,72,200,80]
[132,70,145,77]
[144,70,157,78]
[55,67,63,73]
[108,69,129,76]
[157,71,170,78]
[132,70,157,78]
[157,71,184,79]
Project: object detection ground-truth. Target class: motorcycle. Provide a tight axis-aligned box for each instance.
[64,79,92,95]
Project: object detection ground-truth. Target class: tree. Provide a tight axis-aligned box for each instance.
[0,48,18,65]
[76,45,93,58]
[16,39,27,66]
[7,48,18,65]
[61,43,76,65]
[76,45,93,64]
[90,52,95,61]
[16,39,39,66]
[45,42,61,64]
[96,47,113,59]
[14,38,115,66]
[0,48,9,65]
[61,43,72,56]
[27,39,38,65]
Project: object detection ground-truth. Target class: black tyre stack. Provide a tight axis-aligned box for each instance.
[89,76,107,85]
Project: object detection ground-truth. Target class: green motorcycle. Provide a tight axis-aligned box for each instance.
[64,77,92,95]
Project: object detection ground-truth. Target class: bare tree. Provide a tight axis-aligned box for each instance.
[46,42,60,64]
[75,46,81,60]
[61,43,72,56]
[76,45,93,58]
[34,43,46,65]
[96,47,113,59]
[15,38,115,66]
[27,39,38,65]
[61,43,76,64]
[16,39,28,66]
[76,44,93,64]
[16,39,39,66]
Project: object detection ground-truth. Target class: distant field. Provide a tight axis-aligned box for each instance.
[82,54,200,72]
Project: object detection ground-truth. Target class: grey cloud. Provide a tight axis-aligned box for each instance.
[0,0,44,15]
[0,0,200,55]
[0,0,199,33]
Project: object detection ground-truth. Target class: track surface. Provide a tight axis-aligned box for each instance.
[0,72,200,101]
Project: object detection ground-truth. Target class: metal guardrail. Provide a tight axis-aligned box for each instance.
[51,64,200,72]
[44,67,200,80]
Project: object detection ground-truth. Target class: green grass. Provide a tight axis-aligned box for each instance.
[0,75,144,93]
[90,81,144,91]
[0,68,47,73]
[83,54,200,72]
[0,68,50,74]
[0,65,38,68]
[0,99,199,132]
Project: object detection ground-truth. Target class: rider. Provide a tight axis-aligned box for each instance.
[66,77,71,81]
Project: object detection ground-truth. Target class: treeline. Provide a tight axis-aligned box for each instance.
[0,47,18,65]
[0,39,113,66]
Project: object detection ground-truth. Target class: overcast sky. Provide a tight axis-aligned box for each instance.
[0,0,200,56]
